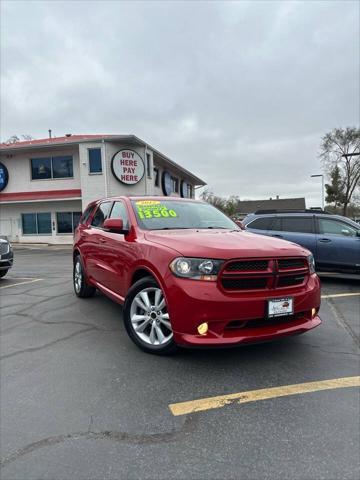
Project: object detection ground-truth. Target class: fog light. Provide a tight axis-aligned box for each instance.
[197,322,208,335]
[311,308,316,318]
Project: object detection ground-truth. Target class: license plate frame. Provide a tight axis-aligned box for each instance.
[268,297,294,318]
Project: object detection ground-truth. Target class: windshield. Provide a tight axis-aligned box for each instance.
[131,199,239,231]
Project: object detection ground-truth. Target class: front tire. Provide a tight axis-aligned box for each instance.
[73,255,96,298]
[0,269,9,278]
[123,277,177,355]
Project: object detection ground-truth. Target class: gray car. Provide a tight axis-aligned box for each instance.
[0,238,13,278]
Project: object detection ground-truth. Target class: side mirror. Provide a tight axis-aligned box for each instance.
[103,218,128,234]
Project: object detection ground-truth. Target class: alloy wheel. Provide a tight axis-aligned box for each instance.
[74,260,82,293]
[129,287,173,345]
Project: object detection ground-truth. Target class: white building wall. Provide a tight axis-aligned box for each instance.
[78,142,106,209]
[0,200,82,244]
[0,147,81,193]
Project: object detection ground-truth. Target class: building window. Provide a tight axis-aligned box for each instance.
[187,184,193,198]
[154,167,159,186]
[31,158,52,180]
[31,156,73,180]
[22,212,52,235]
[52,156,73,178]
[146,153,152,178]
[56,212,82,234]
[88,148,102,174]
[171,176,179,193]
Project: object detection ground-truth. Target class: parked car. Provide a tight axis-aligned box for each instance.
[0,238,13,278]
[73,197,321,354]
[243,210,360,274]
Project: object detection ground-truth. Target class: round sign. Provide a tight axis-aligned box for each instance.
[0,162,9,192]
[180,180,188,198]
[162,171,172,196]
[111,150,144,185]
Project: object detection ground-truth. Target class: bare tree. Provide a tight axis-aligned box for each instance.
[320,127,360,216]
[200,189,227,213]
[5,135,20,144]
[4,134,34,144]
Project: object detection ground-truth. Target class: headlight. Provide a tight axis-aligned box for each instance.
[307,254,316,274]
[169,257,224,281]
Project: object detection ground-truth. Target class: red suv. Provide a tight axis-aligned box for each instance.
[73,197,321,354]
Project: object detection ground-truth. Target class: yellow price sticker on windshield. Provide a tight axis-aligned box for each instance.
[136,203,178,220]
[136,200,161,206]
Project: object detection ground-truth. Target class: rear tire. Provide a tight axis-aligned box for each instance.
[123,277,178,355]
[73,255,96,298]
[0,270,9,278]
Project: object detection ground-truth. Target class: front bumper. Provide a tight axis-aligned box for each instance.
[164,272,321,347]
[0,251,13,270]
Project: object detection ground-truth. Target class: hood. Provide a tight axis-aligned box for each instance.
[144,229,310,259]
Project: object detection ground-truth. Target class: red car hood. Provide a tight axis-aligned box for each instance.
[144,229,310,259]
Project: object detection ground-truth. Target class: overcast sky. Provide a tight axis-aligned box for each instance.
[1,0,359,206]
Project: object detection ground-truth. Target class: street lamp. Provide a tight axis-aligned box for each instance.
[311,174,324,211]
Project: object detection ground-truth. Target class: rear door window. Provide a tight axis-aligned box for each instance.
[91,202,112,228]
[269,217,282,231]
[281,217,314,234]
[247,217,273,230]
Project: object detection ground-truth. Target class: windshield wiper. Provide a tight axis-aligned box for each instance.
[154,227,191,230]
[203,226,229,229]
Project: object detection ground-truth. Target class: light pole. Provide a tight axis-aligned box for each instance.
[311,174,324,211]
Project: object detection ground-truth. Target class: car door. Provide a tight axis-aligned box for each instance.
[316,217,360,270]
[269,216,317,257]
[84,201,113,282]
[95,200,133,298]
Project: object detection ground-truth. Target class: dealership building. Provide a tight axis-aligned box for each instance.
[0,134,206,244]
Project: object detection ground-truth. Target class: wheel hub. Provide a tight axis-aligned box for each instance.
[130,287,173,346]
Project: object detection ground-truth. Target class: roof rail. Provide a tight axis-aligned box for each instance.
[253,209,332,215]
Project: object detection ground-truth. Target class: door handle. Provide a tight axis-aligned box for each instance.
[319,238,331,243]
[272,234,283,238]
[99,237,106,243]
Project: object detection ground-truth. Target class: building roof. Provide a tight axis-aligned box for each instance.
[0,134,122,149]
[0,134,206,186]
[236,197,306,215]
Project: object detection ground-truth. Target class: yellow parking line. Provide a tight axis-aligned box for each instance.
[169,376,360,416]
[321,292,360,299]
[0,278,43,290]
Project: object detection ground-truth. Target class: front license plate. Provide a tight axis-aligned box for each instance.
[268,297,294,317]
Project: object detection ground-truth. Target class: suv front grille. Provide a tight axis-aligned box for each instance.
[278,258,306,270]
[220,257,309,292]
[225,260,269,272]
[221,277,268,290]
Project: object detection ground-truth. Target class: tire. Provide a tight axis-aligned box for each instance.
[0,269,9,278]
[73,255,96,298]
[123,277,178,355]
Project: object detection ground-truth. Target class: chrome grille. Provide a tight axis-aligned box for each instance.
[0,242,9,255]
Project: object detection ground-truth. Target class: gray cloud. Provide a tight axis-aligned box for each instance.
[1,0,359,206]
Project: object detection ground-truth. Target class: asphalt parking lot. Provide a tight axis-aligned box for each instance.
[1,247,359,480]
